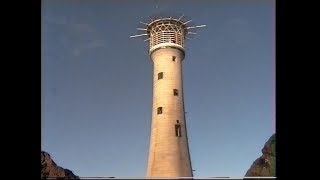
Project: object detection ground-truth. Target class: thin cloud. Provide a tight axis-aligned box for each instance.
[44,16,67,25]
[73,48,81,57]
[86,40,106,49]
[72,40,107,57]
[61,22,107,57]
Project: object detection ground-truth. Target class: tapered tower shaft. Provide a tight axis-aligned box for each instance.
[147,47,192,177]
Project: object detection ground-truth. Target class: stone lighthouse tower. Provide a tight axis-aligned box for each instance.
[130,15,205,178]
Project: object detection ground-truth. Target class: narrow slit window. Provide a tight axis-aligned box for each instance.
[157,107,163,114]
[173,89,178,96]
[172,56,176,61]
[158,72,163,80]
[175,123,181,137]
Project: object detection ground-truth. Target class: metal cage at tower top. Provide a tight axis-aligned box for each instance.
[147,19,187,49]
[130,15,206,52]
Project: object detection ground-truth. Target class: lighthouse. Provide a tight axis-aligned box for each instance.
[130,15,205,178]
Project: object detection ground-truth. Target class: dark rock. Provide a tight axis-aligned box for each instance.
[245,134,276,177]
[41,151,79,179]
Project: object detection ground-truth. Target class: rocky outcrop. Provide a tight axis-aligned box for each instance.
[41,151,79,179]
[245,134,276,177]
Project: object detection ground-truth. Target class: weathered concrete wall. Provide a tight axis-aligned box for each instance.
[146,47,193,178]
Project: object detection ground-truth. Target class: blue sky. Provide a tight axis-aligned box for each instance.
[42,0,275,178]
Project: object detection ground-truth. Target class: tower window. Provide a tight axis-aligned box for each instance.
[157,107,163,114]
[175,122,181,137]
[173,89,178,96]
[158,72,163,80]
[172,56,176,61]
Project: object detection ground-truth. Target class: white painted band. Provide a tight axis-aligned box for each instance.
[149,43,185,54]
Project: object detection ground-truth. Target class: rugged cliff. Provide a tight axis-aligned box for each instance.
[41,151,79,179]
[245,134,276,177]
